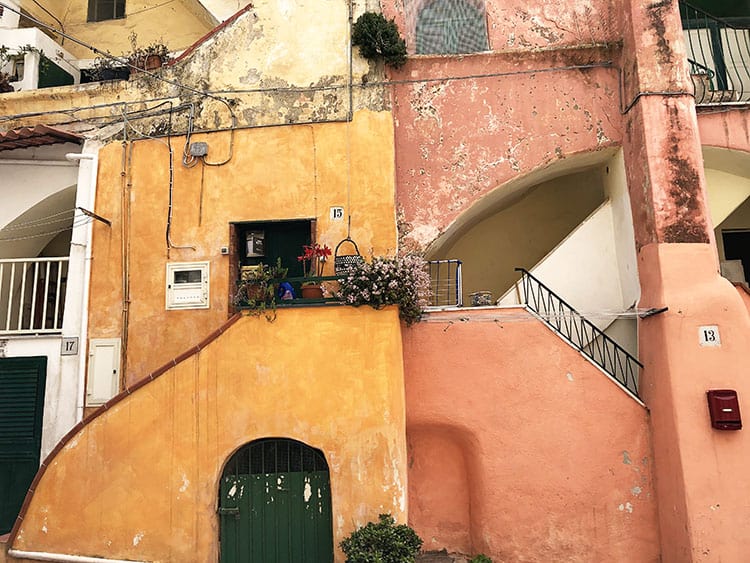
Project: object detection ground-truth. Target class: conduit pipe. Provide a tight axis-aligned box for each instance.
[65,150,98,422]
[8,549,146,563]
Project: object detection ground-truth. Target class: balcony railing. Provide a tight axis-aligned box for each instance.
[680,1,750,105]
[0,257,68,335]
[515,268,641,399]
[426,259,463,307]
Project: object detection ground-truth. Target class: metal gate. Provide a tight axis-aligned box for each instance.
[219,438,334,563]
[0,356,46,534]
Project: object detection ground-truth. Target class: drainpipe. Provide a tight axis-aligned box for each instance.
[65,149,98,423]
[8,548,146,563]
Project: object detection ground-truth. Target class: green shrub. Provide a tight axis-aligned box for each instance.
[352,12,408,69]
[470,556,493,563]
[340,513,423,562]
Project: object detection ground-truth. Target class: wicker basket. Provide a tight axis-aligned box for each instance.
[334,237,365,275]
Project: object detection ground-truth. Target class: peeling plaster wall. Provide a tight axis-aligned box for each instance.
[11,307,408,562]
[383,0,623,54]
[403,309,660,561]
[1,0,386,133]
[388,47,622,251]
[88,110,397,383]
[19,0,217,59]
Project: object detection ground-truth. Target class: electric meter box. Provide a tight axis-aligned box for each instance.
[166,261,210,310]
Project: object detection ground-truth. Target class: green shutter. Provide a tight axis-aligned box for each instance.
[0,357,47,534]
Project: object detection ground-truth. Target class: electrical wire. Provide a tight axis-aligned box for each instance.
[1,210,76,231]
[0,217,93,242]
[0,1,238,124]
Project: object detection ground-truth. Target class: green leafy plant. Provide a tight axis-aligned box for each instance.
[352,12,408,69]
[470,555,493,563]
[126,32,170,72]
[0,45,14,93]
[340,513,423,563]
[233,259,288,321]
[336,254,430,325]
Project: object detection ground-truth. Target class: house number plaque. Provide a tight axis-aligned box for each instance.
[61,337,80,356]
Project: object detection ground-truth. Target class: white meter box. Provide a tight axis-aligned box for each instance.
[166,261,210,310]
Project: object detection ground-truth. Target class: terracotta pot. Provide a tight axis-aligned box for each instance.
[245,283,267,301]
[144,54,163,71]
[301,285,324,299]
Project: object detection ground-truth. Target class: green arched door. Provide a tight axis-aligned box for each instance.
[219,438,333,563]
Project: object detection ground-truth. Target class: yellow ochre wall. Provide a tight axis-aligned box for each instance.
[11,306,408,562]
[88,109,397,384]
[20,0,216,59]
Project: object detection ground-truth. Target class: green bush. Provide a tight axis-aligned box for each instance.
[340,513,423,563]
[470,556,493,563]
[352,12,408,69]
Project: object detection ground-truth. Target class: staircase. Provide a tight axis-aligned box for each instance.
[515,268,642,400]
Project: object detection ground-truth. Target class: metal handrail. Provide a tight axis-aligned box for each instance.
[426,259,463,307]
[515,268,641,399]
[0,257,69,335]
[680,0,750,104]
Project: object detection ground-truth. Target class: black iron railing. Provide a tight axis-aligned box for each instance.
[515,268,642,399]
[680,1,750,104]
[426,259,463,307]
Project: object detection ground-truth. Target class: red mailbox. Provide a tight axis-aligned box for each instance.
[707,390,742,430]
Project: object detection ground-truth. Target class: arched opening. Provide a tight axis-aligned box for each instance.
[218,438,334,563]
[704,147,750,293]
[426,150,640,356]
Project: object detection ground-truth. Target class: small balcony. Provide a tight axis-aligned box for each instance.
[0,257,68,335]
[680,1,750,105]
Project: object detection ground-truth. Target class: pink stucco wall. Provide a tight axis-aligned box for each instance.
[637,244,750,562]
[389,49,623,250]
[402,309,660,561]
[697,109,750,152]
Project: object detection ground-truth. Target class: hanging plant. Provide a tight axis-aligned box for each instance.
[352,12,408,69]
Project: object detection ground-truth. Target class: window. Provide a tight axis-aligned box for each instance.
[87,0,125,22]
[416,0,489,55]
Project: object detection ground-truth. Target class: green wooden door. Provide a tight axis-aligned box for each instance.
[0,357,46,534]
[219,439,334,563]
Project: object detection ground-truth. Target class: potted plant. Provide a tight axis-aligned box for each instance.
[297,243,332,299]
[127,32,170,73]
[0,46,16,93]
[233,259,287,320]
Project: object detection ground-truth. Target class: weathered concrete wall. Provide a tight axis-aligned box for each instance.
[10,307,407,562]
[383,0,623,54]
[698,110,750,154]
[18,0,216,59]
[1,0,384,134]
[388,46,622,252]
[402,308,660,561]
[88,109,397,383]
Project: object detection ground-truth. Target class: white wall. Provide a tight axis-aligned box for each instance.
[603,150,640,310]
[0,142,99,461]
[1,336,68,459]
[498,200,624,331]
[0,27,80,89]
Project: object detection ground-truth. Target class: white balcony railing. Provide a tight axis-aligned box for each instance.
[0,257,68,335]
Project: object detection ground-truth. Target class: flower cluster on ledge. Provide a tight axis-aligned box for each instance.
[336,254,431,325]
